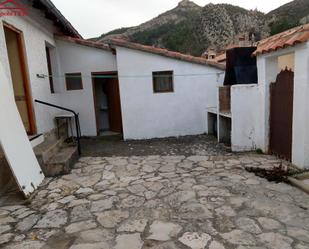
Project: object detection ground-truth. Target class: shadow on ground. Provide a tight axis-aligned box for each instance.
[81,134,232,157]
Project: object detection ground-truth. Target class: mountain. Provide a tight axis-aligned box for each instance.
[92,0,309,56]
[267,0,309,35]
[95,0,201,43]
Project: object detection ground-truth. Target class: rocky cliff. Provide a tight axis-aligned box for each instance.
[92,0,309,56]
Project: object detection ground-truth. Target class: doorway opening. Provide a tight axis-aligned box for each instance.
[3,23,36,135]
[218,115,231,145]
[92,72,123,136]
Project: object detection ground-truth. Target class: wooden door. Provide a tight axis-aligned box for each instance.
[269,69,294,161]
[106,78,123,133]
[4,25,35,135]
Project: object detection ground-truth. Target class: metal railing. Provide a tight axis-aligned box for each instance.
[34,99,81,155]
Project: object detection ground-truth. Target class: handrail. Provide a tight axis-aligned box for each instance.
[34,99,81,155]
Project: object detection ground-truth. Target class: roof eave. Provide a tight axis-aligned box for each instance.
[253,23,309,56]
[108,40,225,70]
[55,35,112,51]
[33,0,82,39]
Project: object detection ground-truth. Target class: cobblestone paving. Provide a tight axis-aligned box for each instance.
[0,154,309,249]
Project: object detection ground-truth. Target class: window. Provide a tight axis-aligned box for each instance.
[152,71,174,93]
[65,73,83,91]
[45,46,54,93]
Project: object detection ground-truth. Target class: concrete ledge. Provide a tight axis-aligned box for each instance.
[288,177,309,195]
[294,172,309,180]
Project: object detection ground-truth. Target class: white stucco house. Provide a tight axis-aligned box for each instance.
[0,0,225,195]
[109,39,225,140]
[52,37,225,139]
[209,24,309,169]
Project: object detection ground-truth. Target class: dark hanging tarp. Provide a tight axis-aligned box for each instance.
[224,47,257,85]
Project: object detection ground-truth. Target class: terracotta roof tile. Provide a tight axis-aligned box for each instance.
[108,38,225,70]
[55,35,112,51]
[254,24,309,55]
[213,53,226,63]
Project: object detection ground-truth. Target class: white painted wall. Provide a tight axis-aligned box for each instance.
[115,46,224,140]
[0,6,63,134]
[292,43,309,168]
[231,84,259,151]
[255,54,278,152]
[56,40,117,136]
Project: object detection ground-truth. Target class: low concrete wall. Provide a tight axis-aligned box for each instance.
[231,84,259,151]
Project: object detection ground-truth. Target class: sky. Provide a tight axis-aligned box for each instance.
[51,0,292,39]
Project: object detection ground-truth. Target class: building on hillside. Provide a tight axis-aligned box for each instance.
[202,48,217,60]
[0,0,225,196]
[208,24,309,169]
[202,35,256,66]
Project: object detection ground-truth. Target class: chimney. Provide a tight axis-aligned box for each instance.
[202,48,216,61]
[238,36,245,47]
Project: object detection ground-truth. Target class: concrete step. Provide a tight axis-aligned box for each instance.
[29,134,44,148]
[42,146,78,177]
[34,137,64,165]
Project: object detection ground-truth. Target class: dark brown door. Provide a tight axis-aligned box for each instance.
[269,69,294,161]
[106,78,123,133]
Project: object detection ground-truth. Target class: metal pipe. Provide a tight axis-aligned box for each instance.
[34,99,81,155]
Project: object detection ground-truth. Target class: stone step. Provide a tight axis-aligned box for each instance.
[34,137,64,165]
[42,146,78,177]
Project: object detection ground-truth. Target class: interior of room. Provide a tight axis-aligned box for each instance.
[92,73,123,136]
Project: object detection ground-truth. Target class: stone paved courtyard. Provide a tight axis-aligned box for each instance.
[0,136,309,249]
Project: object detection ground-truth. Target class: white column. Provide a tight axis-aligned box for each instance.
[292,45,309,168]
[256,55,277,152]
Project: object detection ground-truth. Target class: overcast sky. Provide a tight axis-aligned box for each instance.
[51,0,292,39]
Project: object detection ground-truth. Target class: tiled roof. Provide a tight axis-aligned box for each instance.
[55,36,112,51]
[108,39,226,70]
[254,23,309,55]
[214,53,226,63]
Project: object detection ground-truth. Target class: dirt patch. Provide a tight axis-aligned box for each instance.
[245,164,289,183]
[245,163,309,183]
[80,134,232,157]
